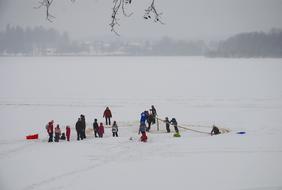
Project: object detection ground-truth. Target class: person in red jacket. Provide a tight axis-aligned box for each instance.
[46,120,54,142]
[103,107,112,125]
[66,126,71,141]
[98,122,104,138]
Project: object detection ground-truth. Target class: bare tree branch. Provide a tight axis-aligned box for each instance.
[144,0,164,24]
[110,0,133,36]
[34,0,164,35]
[34,0,55,22]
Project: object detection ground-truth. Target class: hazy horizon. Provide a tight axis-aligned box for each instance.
[1,0,282,41]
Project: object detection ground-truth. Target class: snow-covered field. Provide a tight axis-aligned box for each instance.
[0,56,282,190]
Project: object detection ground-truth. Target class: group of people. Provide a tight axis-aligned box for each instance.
[46,107,118,142]
[138,105,158,142]
[46,105,221,143]
[164,117,180,137]
[46,120,71,142]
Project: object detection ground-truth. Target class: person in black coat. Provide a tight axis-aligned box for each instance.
[146,113,154,132]
[170,118,179,133]
[80,114,86,139]
[211,125,221,136]
[165,117,171,133]
[93,118,99,138]
[76,118,83,141]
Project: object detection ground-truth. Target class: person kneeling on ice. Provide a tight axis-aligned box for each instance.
[170,118,180,137]
[211,125,221,136]
[54,125,61,142]
[112,121,119,137]
[98,123,104,138]
[60,132,66,140]
[139,122,148,142]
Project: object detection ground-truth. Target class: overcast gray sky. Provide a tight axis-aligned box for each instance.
[0,0,282,41]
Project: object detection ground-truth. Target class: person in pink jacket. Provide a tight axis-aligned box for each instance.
[98,122,104,138]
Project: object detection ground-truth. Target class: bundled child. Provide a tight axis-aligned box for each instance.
[98,122,104,138]
[93,119,99,138]
[66,126,71,141]
[164,117,171,133]
[170,118,180,137]
[112,121,119,137]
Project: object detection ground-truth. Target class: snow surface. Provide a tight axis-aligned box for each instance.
[0,56,282,190]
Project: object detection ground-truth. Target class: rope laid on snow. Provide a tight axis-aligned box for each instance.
[156,117,230,135]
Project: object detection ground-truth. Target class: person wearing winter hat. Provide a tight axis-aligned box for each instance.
[46,120,54,142]
[66,126,71,141]
[103,107,112,125]
[112,121,119,137]
[93,119,99,138]
[98,122,104,138]
[54,125,61,142]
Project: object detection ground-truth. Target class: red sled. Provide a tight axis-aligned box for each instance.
[26,134,39,140]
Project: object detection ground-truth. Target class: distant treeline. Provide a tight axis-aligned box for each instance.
[0,25,87,55]
[207,29,282,58]
[0,25,282,57]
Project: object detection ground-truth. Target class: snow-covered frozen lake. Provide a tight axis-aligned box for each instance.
[0,56,282,190]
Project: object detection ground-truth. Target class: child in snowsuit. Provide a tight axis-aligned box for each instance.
[66,126,71,141]
[211,125,221,136]
[112,121,118,137]
[93,119,99,138]
[98,123,104,138]
[60,132,66,140]
[170,118,179,135]
[54,125,61,142]
[139,122,148,142]
[165,117,171,133]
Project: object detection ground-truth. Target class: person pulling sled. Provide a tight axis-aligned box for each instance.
[170,118,180,137]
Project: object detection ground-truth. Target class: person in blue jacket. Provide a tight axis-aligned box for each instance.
[140,111,147,124]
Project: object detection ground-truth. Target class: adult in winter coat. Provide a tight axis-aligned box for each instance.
[211,125,221,136]
[103,107,112,125]
[140,111,147,124]
[112,121,118,137]
[80,114,86,139]
[146,113,155,132]
[98,122,104,138]
[66,126,71,141]
[54,125,61,142]
[46,120,54,142]
[139,122,147,142]
[75,118,83,141]
[93,119,99,138]
[150,105,157,124]
[164,117,171,133]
